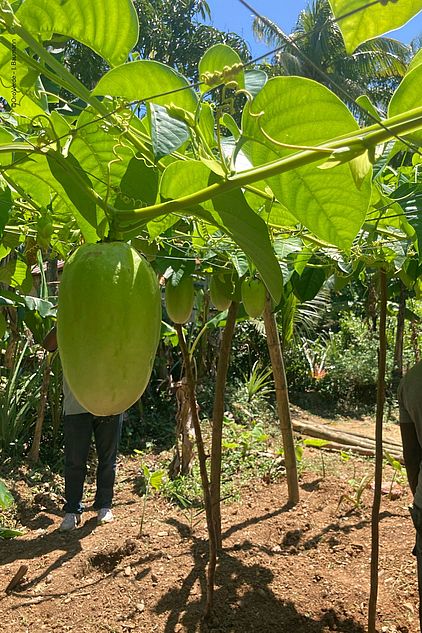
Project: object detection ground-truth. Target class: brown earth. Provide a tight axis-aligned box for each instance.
[0,414,418,633]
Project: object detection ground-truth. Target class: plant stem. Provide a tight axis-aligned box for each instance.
[139,486,149,538]
[28,352,50,463]
[263,294,299,506]
[115,107,422,223]
[174,323,217,619]
[210,301,238,551]
[368,268,387,632]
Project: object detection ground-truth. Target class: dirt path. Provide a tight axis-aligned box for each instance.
[0,443,417,633]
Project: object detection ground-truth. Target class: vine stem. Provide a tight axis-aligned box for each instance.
[210,301,238,550]
[368,268,387,632]
[174,323,217,619]
[115,107,422,224]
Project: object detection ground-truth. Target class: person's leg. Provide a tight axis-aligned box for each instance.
[410,504,422,630]
[63,413,93,514]
[92,414,122,510]
[417,548,422,628]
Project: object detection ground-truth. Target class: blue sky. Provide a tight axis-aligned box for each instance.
[205,0,422,59]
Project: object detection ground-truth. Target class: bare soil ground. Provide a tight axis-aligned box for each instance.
[0,411,418,633]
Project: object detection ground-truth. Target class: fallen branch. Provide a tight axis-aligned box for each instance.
[5,565,28,593]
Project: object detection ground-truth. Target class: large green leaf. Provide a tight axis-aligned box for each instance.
[160,160,283,304]
[70,107,137,204]
[291,267,326,302]
[328,0,422,53]
[149,104,190,160]
[409,48,422,73]
[0,35,47,115]
[93,61,198,113]
[0,257,31,291]
[115,156,159,210]
[8,153,99,242]
[388,62,422,144]
[16,0,138,66]
[198,44,244,94]
[47,151,104,239]
[242,77,371,250]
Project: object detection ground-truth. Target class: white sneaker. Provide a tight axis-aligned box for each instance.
[97,508,114,525]
[59,513,81,532]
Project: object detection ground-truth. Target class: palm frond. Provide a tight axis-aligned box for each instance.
[252,15,288,49]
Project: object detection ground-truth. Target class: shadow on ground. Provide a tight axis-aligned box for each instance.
[155,517,366,633]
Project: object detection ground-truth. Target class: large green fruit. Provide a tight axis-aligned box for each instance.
[241,277,266,318]
[57,242,161,416]
[210,275,232,311]
[165,276,194,324]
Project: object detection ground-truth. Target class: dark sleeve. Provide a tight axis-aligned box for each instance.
[400,422,422,496]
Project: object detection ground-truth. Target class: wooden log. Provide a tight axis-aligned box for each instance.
[292,420,401,453]
[308,441,404,463]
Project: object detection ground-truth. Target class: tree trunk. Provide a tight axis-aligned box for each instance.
[174,324,216,619]
[210,301,238,551]
[368,269,387,633]
[263,295,299,506]
[168,378,195,479]
[46,257,59,297]
[28,352,51,463]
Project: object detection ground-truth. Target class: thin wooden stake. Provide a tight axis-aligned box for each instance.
[28,352,51,463]
[174,323,217,618]
[368,268,387,632]
[263,295,299,506]
[210,301,238,551]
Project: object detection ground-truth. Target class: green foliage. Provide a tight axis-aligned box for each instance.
[0,479,13,509]
[0,343,42,455]
[135,454,165,537]
[242,361,273,403]
[328,0,421,54]
[242,75,372,249]
[162,416,280,512]
[0,479,23,539]
[16,0,139,66]
[199,43,244,92]
[93,60,198,112]
[389,59,422,144]
[337,474,373,511]
[254,0,409,108]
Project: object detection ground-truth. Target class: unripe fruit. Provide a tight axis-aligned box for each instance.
[165,276,195,324]
[241,277,266,318]
[210,275,232,311]
[37,217,53,249]
[57,242,161,416]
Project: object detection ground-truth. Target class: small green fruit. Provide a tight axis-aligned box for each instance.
[210,275,232,311]
[241,277,266,318]
[165,276,195,324]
